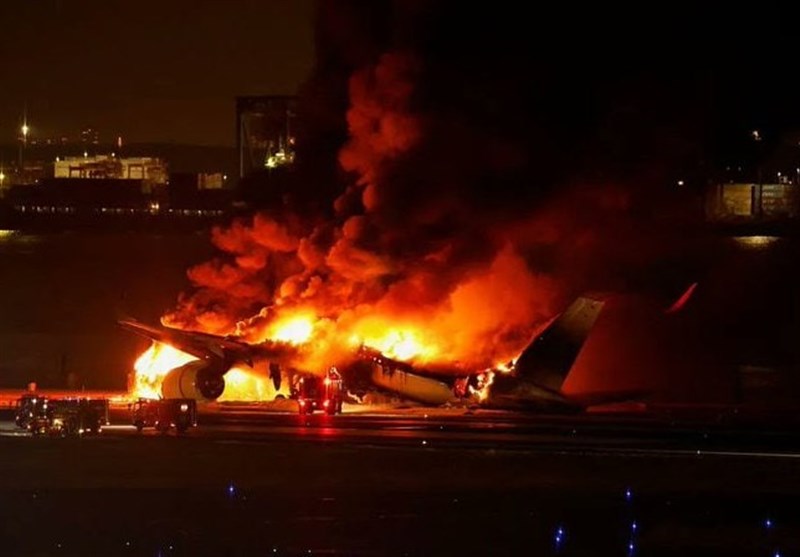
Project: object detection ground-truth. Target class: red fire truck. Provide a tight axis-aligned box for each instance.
[130,398,197,433]
[295,367,344,415]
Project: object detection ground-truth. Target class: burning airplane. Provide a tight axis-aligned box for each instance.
[119,34,694,410]
[121,295,616,411]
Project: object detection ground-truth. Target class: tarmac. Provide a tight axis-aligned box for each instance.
[1,405,799,555]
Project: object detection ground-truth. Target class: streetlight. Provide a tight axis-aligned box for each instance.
[19,120,30,170]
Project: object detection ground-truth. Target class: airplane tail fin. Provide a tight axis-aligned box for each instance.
[513,297,604,393]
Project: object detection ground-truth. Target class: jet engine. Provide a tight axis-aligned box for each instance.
[161,360,226,401]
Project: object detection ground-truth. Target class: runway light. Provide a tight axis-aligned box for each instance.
[625,488,633,502]
[631,520,638,532]
[227,482,236,496]
[765,518,773,529]
[553,525,565,551]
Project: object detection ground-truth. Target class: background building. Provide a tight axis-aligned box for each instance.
[236,96,297,179]
[706,182,800,221]
[54,155,167,192]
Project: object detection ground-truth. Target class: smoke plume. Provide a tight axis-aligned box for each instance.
[165,2,704,380]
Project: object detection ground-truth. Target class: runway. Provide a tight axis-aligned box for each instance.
[6,404,800,458]
[1,407,800,555]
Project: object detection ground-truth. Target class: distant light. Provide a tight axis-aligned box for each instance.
[752,130,762,141]
[625,488,633,501]
[677,180,684,186]
[21,124,29,137]
[228,482,236,496]
[765,518,773,529]
[631,521,638,531]
[83,151,88,158]
[55,157,60,162]
[733,236,779,249]
[223,174,228,181]
[554,525,565,549]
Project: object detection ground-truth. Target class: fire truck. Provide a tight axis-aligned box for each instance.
[29,398,109,437]
[14,393,49,430]
[295,367,344,415]
[130,398,197,433]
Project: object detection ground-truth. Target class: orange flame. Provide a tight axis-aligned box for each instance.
[267,314,315,344]
[131,343,290,402]
[132,342,195,399]
[362,329,437,361]
[217,367,283,402]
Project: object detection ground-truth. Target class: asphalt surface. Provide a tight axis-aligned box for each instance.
[1,408,800,556]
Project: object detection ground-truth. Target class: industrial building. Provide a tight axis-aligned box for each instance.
[236,96,297,179]
[54,155,167,192]
[706,183,800,221]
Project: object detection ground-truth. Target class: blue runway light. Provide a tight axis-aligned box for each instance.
[625,488,633,502]
[227,482,236,496]
[765,518,773,529]
[553,525,566,550]
[631,521,638,532]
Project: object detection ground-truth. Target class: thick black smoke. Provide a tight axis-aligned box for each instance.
[168,2,729,390]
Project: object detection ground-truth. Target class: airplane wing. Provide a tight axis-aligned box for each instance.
[118,319,256,365]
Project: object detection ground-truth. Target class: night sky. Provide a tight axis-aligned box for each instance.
[2,2,800,163]
[0,0,314,147]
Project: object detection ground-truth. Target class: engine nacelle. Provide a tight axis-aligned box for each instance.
[161,360,226,401]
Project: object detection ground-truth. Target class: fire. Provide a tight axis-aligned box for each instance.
[217,367,282,402]
[469,361,515,402]
[132,342,195,399]
[130,343,291,402]
[349,318,440,362]
[366,329,436,361]
[470,372,495,402]
[495,360,515,374]
[267,314,315,344]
